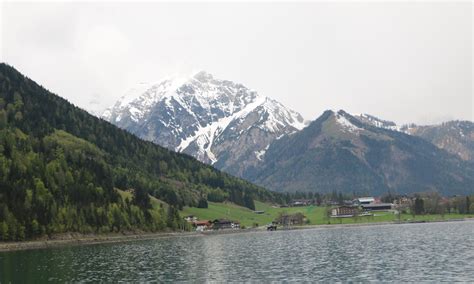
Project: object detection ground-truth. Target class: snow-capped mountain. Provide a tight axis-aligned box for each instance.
[351,114,474,162]
[247,110,474,195]
[102,71,306,177]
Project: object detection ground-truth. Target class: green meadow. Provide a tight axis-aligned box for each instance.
[181,201,474,228]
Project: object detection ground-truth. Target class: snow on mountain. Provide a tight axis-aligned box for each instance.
[176,95,267,163]
[247,109,474,195]
[353,113,400,131]
[336,112,474,162]
[102,80,183,123]
[403,120,474,161]
[102,71,306,176]
[335,111,362,133]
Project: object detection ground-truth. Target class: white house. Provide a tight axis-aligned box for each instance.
[356,197,375,205]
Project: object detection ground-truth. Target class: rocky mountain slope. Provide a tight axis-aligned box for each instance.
[246,110,474,195]
[402,121,474,161]
[352,114,474,162]
[103,71,306,177]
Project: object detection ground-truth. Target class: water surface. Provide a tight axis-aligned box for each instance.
[1,222,473,282]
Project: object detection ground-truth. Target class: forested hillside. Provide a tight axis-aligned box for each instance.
[248,110,474,196]
[0,64,281,240]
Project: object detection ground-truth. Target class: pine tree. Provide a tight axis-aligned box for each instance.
[197,197,208,208]
[414,197,424,215]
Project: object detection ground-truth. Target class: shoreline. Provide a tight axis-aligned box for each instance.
[0,218,472,253]
[277,217,472,232]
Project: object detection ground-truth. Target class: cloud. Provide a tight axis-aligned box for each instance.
[1,2,472,124]
[77,24,130,63]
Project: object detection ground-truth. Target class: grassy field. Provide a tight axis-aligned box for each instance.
[181,201,474,228]
[116,190,474,227]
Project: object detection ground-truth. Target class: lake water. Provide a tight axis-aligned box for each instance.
[1,221,473,282]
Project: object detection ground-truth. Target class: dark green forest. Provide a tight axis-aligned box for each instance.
[0,64,283,240]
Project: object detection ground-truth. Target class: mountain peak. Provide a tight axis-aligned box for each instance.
[333,111,362,133]
[322,109,349,116]
[103,72,306,176]
[192,70,214,82]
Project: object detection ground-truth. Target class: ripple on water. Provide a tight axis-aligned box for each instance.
[1,222,474,282]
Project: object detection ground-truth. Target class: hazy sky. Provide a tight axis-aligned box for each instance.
[1,1,472,124]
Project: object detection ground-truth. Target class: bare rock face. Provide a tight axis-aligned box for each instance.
[102,71,306,177]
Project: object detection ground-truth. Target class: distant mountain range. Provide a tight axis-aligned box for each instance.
[100,73,474,196]
[247,110,474,195]
[354,114,474,162]
[404,121,474,161]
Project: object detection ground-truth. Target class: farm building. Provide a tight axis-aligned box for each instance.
[193,220,212,231]
[212,219,240,230]
[355,197,375,205]
[331,206,359,217]
[274,213,305,226]
[184,215,197,222]
[361,203,393,211]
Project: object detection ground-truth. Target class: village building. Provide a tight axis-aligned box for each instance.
[355,197,375,205]
[343,200,354,205]
[275,213,305,226]
[184,215,197,223]
[361,203,393,211]
[193,220,211,232]
[394,197,412,206]
[331,206,359,217]
[212,219,240,230]
[231,221,240,229]
[290,199,314,207]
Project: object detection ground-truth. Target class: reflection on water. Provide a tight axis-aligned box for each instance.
[1,221,473,282]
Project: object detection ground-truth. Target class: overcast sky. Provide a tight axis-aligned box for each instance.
[1,1,472,125]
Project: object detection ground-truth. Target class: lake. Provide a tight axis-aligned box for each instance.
[1,221,473,282]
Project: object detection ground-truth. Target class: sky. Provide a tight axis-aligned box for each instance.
[1,1,472,125]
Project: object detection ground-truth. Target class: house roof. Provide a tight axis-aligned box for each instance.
[357,197,375,202]
[194,220,210,225]
[213,219,232,223]
[361,203,392,208]
[335,205,358,209]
